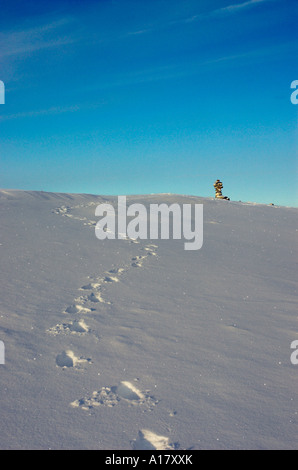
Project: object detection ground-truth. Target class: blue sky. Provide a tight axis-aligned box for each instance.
[0,0,297,206]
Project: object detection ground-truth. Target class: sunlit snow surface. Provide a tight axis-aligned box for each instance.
[0,190,297,449]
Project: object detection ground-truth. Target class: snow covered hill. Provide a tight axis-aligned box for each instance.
[0,190,297,449]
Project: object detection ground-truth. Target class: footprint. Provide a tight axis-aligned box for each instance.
[131,430,176,450]
[104,276,119,283]
[144,244,158,250]
[71,381,157,410]
[70,319,89,333]
[112,381,145,401]
[47,319,90,335]
[47,322,69,335]
[88,292,107,303]
[84,220,97,226]
[52,205,71,215]
[80,282,102,290]
[55,350,92,368]
[131,262,143,268]
[108,268,125,274]
[64,304,92,314]
[143,245,158,254]
[71,387,119,409]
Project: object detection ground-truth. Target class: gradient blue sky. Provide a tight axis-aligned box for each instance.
[0,0,297,206]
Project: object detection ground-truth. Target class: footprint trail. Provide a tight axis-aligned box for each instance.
[49,200,179,449]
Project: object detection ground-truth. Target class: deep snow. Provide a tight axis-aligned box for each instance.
[0,189,297,450]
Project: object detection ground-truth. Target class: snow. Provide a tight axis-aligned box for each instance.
[0,189,297,450]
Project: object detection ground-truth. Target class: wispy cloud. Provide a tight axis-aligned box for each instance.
[112,1,273,38]
[0,17,77,60]
[216,0,272,13]
[125,28,153,37]
[182,0,273,23]
[0,99,107,121]
[0,104,80,121]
